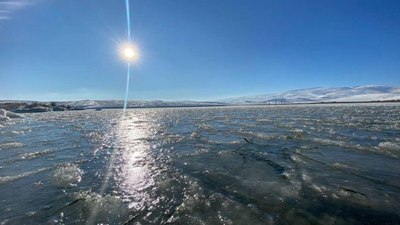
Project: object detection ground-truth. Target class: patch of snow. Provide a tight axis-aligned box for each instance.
[6,111,24,118]
[0,109,24,120]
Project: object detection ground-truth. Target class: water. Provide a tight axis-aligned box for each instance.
[1,103,400,225]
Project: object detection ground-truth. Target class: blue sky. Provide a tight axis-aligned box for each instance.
[1,0,400,101]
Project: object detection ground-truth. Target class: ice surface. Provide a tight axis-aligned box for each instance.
[0,141,24,150]
[0,104,400,224]
[0,167,51,184]
[52,163,83,188]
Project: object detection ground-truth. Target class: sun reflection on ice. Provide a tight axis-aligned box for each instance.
[114,112,156,210]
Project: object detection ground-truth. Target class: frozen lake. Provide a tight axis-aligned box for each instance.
[1,103,400,224]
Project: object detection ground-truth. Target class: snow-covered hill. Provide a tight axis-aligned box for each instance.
[221,85,400,103]
[2,85,399,108]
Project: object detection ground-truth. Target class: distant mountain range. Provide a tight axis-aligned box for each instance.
[62,85,400,107]
[1,85,399,110]
[61,100,224,109]
[220,85,400,104]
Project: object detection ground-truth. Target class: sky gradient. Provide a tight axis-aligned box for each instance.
[1,0,400,101]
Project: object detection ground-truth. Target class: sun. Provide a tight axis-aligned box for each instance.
[124,47,135,58]
[120,44,139,62]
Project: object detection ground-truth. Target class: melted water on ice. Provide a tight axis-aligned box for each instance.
[0,103,400,224]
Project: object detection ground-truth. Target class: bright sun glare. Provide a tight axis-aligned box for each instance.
[124,47,135,58]
[121,44,139,62]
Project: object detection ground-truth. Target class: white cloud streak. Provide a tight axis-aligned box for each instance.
[0,0,38,20]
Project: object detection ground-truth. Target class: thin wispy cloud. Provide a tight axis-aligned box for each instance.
[0,0,39,20]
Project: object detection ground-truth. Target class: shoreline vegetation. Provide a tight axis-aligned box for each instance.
[0,99,399,114]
